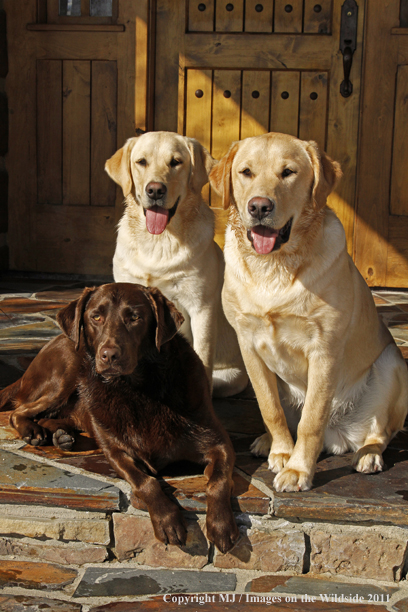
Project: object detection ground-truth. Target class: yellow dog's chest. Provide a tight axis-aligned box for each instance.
[238,308,317,385]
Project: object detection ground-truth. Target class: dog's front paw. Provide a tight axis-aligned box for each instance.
[150,506,187,547]
[273,466,312,492]
[53,429,75,451]
[250,433,271,457]
[353,449,384,474]
[21,422,49,447]
[267,452,292,474]
[206,510,240,554]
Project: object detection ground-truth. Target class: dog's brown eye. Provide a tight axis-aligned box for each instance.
[136,159,147,166]
[130,314,140,321]
[170,158,182,167]
[93,314,101,321]
[240,168,252,177]
[282,168,295,178]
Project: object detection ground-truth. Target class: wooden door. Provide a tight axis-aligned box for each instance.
[5,0,149,275]
[354,0,408,288]
[154,0,364,251]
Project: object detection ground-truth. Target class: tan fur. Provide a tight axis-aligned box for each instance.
[210,132,408,491]
[105,131,248,397]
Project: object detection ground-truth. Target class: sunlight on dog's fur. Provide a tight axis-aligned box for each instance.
[210,132,408,492]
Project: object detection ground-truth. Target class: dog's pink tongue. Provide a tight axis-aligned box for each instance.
[145,206,169,235]
[251,226,279,254]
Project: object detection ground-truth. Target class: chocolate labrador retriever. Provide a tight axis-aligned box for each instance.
[0,283,239,552]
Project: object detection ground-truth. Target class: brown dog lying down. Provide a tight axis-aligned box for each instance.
[0,283,239,552]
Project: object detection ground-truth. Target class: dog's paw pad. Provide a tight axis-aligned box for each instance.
[273,467,311,492]
[354,452,384,474]
[267,452,292,474]
[53,429,75,451]
[250,433,271,458]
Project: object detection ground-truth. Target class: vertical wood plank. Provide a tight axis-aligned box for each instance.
[303,0,332,34]
[212,70,241,207]
[91,60,117,207]
[37,60,62,205]
[62,60,91,205]
[155,0,185,131]
[245,0,273,32]
[325,0,364,258]
[241,70,270,138]
[298,71,328,150]
[185,69,213,204]
[354,0,397,286]
[135,14,148,130]
[270,71,299,137]
[274,0,303,32]
[188,0,214,31]
[390,65,408,216]
[215,0,244,32]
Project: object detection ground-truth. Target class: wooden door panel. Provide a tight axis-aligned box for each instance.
[270,71,300,136]
[62,60,91,206]
[355,0,408,287]
[303,0,332,34]
[390,65,408,217]
[6,0,146,274]
[244,0,273,33]
[90,60,117,206]
[37,60,62,205]
[298,71,328,150]
[241,71,270,139]
[274,0,303,33]
[188,0,215,32]
[215,0,244,32]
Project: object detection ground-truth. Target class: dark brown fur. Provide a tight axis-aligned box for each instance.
[1,283,239,552]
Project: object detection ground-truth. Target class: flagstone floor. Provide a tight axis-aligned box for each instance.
[1,275,408,611]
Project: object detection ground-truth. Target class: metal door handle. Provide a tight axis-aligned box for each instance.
[340,0,358,98]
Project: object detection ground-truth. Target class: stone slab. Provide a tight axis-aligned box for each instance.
[0,536,108,564]
[310,529,408,581]
[113,513,209,566]
[394,598,408,611]
[236,448,408,525]
[0,560,77,590]
[246,574,399,604]
[0,595,81,612]
[0,449,121,511]
[74,568,237,598]
[0,511,111,544]
[130,473,270,515]
[214,527,305,572]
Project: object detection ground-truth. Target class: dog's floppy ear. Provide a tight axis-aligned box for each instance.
[209,141,239,209]
[306,141,342,210]
[105,138,138,197]
[185,137,217,194]
[57,287,95,350]
[145,287,184,351]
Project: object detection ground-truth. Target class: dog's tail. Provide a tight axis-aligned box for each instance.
[0,379,21,411]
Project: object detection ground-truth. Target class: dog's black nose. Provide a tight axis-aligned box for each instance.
[248,197,274,220]
[146,182,167,201]
[101,347,119,364]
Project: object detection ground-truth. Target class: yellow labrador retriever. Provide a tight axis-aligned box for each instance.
[210,132,408,491]
[105,131,248,397]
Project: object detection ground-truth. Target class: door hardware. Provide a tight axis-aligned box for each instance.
[340,0,358,97]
